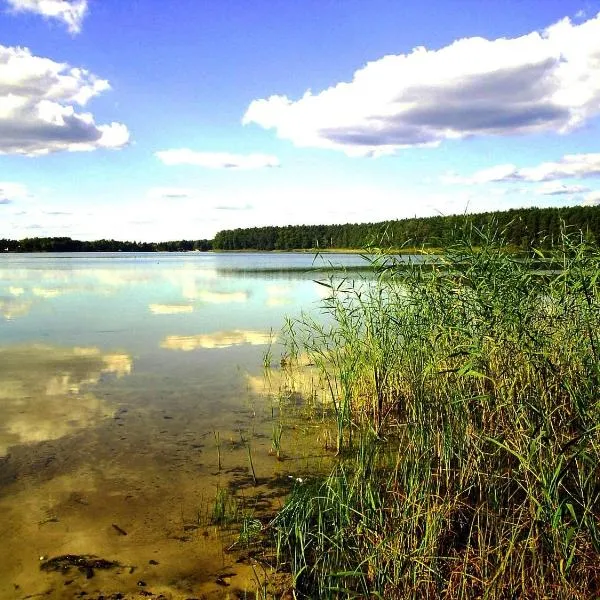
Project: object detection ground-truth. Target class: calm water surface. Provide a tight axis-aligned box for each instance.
[0,252,367,599]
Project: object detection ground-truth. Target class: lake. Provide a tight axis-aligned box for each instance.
[0,252,371,599]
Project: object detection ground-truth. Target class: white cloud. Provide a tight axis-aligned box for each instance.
[147,187,195,201]
[5,0,87,34]
[214,203,252,211]
[145,187,253,212]
[537,181,590,196]
[452,153,600,184]
[156,149,280,169]
[443,165,519,185]
[0,45,129,155]
[583,190,600,206]
[244,13,600,156]
[0,181,28,204]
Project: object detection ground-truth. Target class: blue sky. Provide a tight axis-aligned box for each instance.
[1,0,599,241]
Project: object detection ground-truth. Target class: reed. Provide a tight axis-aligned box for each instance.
[270,421,284,460]
[211,486,237,525]
[271,226,600,599]
[246,442,258,486]
[213,430,222,471]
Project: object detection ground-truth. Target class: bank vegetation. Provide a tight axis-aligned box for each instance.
[266,225,600,599]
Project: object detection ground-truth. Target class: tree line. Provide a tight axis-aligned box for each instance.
[2,205,599,253]
[212,205,600,250]
[1,237,213,253]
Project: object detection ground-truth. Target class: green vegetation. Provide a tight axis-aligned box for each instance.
[0,236,212,252]
[214,205,600,250]
[268,225,600,599]
[210,486,238,525]
[3,205,600,253]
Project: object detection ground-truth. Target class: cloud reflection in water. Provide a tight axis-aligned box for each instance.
[0,345,132,455]
[161,329,273,351]
[149,303,194,315]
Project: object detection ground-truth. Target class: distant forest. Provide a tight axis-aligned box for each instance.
[213,206,600,251]
[2,205,599,253]
[0,237,213,253]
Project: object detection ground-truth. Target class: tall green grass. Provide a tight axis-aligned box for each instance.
[272,227,600,599]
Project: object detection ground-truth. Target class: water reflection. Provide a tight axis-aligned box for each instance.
[161,329,273,350]
[31,287,62,298]
[192,290,249,303]
[0,344,132,455]
[0,297,33,320]
[0,253,368,597]
[265,283,293,307]
[149,303,194,314]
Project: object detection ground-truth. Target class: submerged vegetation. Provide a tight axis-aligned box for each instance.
[264,226,600,599]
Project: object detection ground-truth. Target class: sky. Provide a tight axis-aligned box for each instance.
[1,0,600,242]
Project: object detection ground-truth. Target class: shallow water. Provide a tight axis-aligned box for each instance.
[0,252,367,599]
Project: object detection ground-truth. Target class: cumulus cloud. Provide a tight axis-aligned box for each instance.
[5,0,87,34]
[0,181,28,204]
[537,182,590,196]
[244,13,600,156]
[0,45,129,155]
[583,191,600,206]
[156,149,280,169]
[452,153,600,184]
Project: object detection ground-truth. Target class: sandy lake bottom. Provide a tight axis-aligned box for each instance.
[0,344,328,599]
[0,252,360,599]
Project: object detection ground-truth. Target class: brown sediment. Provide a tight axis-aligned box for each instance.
[0,347,327,599]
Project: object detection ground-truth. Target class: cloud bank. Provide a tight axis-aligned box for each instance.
[0,181,28,204]
[537,182,590,196]
[0,45,129,156]
[453,153,600,184]
[583,191,600,206]
[5,0,87,34]
[156,149,280,169]
[244,13,600,156]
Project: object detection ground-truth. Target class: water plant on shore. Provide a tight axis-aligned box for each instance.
[270,227,600,599]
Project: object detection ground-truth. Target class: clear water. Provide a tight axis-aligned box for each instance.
[0,252,369,599]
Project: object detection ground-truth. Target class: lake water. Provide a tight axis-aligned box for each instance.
[0,252,370,599]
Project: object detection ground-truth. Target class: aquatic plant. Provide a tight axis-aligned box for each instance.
[238,515,263,547]
[270,421,284,460]
[272,226,600,599]
[239,429,258,485]
[213,430,222,471]
[211,486,238,525]
[246,441,258,486]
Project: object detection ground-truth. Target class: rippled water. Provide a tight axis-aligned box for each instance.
[0,252,369,599]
